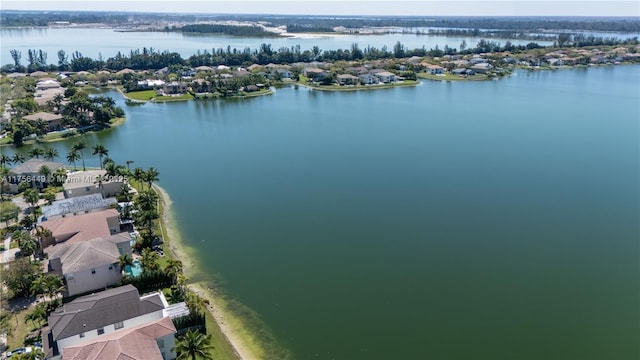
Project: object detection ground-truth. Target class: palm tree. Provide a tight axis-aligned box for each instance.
[140,248,160,272]
[27,147,45,159]
[39,165,52,187]
[105,161,119,177]
[0,154,10,167]
[132,167,146,190]
[17,231,38,257]
[23,188,39,224]
[94,174,105,195]
[165,259,183,280]
[126,160,134,171]
[72,140,87,171]
[44,274,64,302]
[144,167,160,189]
[44,148,59,162]
[118,253,133,272]
[52,168,67,186]
[92,144,109,169]
[11,152,25,164]
[174,330,214,360]
[66,150,80,171]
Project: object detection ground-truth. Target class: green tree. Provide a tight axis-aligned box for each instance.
[174,330,214,360]
[27,147,45,159]
[72,140,87,171]
[140,248,160,272]
[1,258,38,298]
[44,148,59,162]
[12,152,25,164]
[165,259,183,280]
[0,154,11,167]
[132,167,146,189]
[92,144,109,169]
[0,202,20,227]
[14,230,38,257]
[23,188,39,224]
[118,253,133,272]
[39,165,52,187]
[66,150,80,171]
[144,167,160,189]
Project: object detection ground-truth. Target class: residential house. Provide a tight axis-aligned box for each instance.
[275,68,292,79]
[374,71,396,83]
[191,78,214,94]
[137,79,165,90]
[30,71,49,77]
[7,158,65,193]
[244,85,259,92]
[547,58,564,66]
[302,67,327,81]
[194,66,214,72]
[45,233,132,297]
[247,64,263,72]
[345,66,369,76]
[337,74,358,86]
[42,193,117,220]
[40,208,121,248]
[425,65,444,74]
[452,68,475,76]
[43,285,187,360]
[22,112,64,131]
[61,317,178,360]
[63,169,125,199]
[470,63,493,73]
[115,68,135,76]
[358,73,378,85]
[36,79,61,90]
[162,81,187,95]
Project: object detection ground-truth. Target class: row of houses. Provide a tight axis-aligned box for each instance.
[5,158,187,359]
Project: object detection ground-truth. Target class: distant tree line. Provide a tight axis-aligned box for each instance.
[2,11,639,33]
[170,24,280,37]
[3,34,638,74]
[286,24,335,33]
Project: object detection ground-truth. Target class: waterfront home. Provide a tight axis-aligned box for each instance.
[337,74,359,85]
[346,66,369,76]
[247,64,263,71]
[303,67,327,79]
[162,81,188,95]
[22,111,64,131]
[63,169,125,199]
[191,78,214,94]
[425,65,444,74]
[40,208,121,248]
[244,85,259,92]
[470,63,493,73]
[44,233,132,297]
[136,79,166,90]
[374,71,397,83]
[7,158,65,193]
[43,285,185,360]
[452,68,475,76]
[358,73,378,85]
[548,58,564,66]
[42,193,117,220]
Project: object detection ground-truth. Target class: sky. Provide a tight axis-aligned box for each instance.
[2,0,639,17]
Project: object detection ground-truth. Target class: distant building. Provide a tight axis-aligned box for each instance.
[7,158,65,193]
[22,112,64,131]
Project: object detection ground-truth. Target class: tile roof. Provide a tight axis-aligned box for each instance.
[23,112,63,122]
[45,233,130,274]
[48,285,165,340]
[62,316,176,360]
[41,208,119,244]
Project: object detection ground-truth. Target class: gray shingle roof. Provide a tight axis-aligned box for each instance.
[45,233,130,274]
[10,158,64,175]
[48,285,165,340]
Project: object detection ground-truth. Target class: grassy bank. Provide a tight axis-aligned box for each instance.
[0,117,126,147]
[417,72,491,81]
[299,79,420,91]
[152,184,289,360]
[121,88,194,102]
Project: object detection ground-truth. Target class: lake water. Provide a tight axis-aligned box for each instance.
[4,65,639,359]
[0,27,553,64]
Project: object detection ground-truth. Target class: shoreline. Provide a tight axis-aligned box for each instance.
[0,117,126,147]
[152,184,264,360]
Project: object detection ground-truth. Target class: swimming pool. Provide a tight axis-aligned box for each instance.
[124,259,142,277]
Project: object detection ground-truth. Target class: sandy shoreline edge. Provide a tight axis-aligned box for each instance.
[152,184,261,360]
